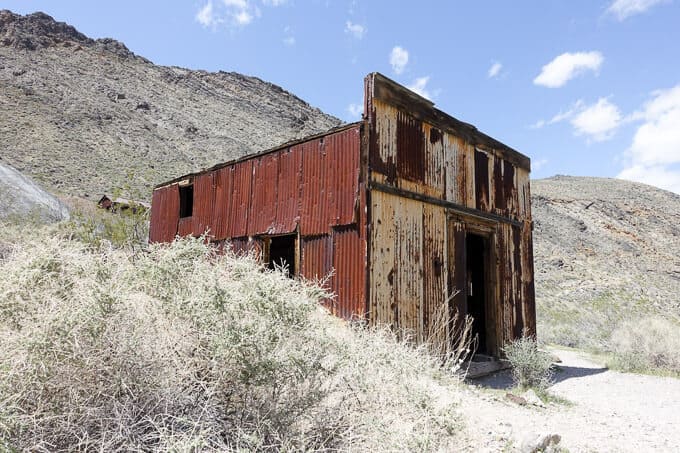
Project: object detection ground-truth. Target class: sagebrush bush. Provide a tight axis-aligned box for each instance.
[503,336,554,390]
[0,223,463,451]
[607,316,680,375]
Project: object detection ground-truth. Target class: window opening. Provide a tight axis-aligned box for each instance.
[267,234,297,278]
[179,185,193,218]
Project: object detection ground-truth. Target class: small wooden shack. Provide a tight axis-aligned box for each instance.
[150,73,535,357]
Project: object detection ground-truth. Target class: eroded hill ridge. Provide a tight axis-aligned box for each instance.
[0,10,342,199]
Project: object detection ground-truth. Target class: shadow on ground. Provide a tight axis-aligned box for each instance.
[468,364,608,390]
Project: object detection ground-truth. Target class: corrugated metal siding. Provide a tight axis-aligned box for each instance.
[149,184,179,243]
[333,226,366,320]
[212,166,234,239]
[474,149,490,212]
[275,145,303,233]
[248,153,279,235]
[366,74,535,356]
[422,204,447,346]
[192,172,215,237]
[230,160,253,238]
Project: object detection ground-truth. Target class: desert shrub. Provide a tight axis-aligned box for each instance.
[503,336,554,390]
[607,316,680,375]
[0,224,463,451]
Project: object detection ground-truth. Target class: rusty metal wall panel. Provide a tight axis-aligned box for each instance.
[369,191,423,336]
[396,110,425,183]
[422,204,447,346]
[475,149,490,212]
[369,99,398,183]
[332,227,366,320]
[229,160,253,237]
[493,157,506,214]
[192,172,215,237]
[274,145,303,233]
[300,127,361,235]
[517,167,531,219]
[300,140,326,235]
[301,235,333,281]
[503,160,517,217]
[248,153,279,235]
[149,184,179,243]
[369,190,397,326]
[177,217,193,237]
[423,124,445,198]
[228,236,262,259]
[212,166,234,240]
[521,221,536,337]
[512,225,524,338]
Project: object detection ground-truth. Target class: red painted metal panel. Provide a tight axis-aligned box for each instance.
[300,235,333,311]
[274,145,303,234]
[248,153,279,235]
[177,216,193,237]
[149,184,180,243]
[192,172,215,237]
[212,166,233,240]
[229,160,253,237]
[332,226,366,320]
[300,127,361,235]
[300,139,326,235]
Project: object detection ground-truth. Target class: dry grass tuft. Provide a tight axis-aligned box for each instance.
[0,223,463,451]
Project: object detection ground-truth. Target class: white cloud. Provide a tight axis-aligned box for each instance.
[532,158,549,171]
[195,0,283,29]
[530,100,585,129]
[196,1,219,28]
[345,21,365,39]
[487,62,502,79]
[617,84,680,194]
[283,36,295,46]
[607,0,668,20]
[390,46,409,75]
[534,51,603,88]
[407,76,431,100]
[347,102,363,119]
[570,98,622,142]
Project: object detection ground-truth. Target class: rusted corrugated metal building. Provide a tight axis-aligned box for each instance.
[150,72,535,357]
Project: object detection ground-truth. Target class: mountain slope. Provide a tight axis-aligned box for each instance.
[0,10,342,200]
[532,176,680,347]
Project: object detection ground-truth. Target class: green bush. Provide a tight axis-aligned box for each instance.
[0,224,463,451]
[503,336,554,390]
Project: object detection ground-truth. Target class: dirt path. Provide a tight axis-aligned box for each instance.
[458,347,680,452]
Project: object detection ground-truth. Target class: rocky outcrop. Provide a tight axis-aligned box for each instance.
[0,10,342,200]
[0,162,69,222]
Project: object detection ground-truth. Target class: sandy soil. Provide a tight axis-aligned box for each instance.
[458,347,680,452]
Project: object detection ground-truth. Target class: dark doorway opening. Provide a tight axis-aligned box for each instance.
[267,235,297,278]
[179,185,193,218]
[466,233,489,355]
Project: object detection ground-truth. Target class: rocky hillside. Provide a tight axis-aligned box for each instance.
[532,176,680,347]
[0,10,341,200]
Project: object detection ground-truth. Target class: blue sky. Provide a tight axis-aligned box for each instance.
[4,0,680,193]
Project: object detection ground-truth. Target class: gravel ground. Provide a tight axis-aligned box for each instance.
[459,347,680,452]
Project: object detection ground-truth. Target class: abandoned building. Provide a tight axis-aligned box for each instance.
[149,72,535,357]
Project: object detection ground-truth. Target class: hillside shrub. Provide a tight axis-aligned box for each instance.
[607,316,680,375]
[0,224,463,451]
[503,336,554,390]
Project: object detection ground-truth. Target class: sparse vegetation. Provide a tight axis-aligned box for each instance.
[0,223,464,451]
[606,316,680,376]
[503,336,554,391]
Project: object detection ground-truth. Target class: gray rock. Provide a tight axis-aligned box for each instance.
[520,432,561,453]
[0,162,69,222]
[521,389,545,408]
